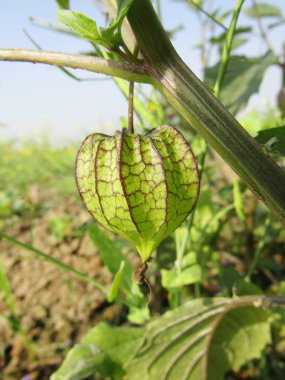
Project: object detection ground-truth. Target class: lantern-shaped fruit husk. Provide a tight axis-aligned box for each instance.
[76,125,199,262]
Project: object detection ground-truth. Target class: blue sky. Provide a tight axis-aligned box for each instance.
[0,0,285,143]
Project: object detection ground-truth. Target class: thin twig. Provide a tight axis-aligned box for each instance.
[190,0,227,30]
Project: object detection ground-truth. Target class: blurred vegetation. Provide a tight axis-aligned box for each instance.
[0,137,77,229]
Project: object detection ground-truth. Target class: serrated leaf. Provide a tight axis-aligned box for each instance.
[51,322,144,380]
[255,126,285,157]
[127,297,271,380]
[57,10,100,41]
[57,10,112,48]
[245,2,282,18]
[204,52,275,115]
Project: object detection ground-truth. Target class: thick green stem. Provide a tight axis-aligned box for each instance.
[0,48,151,83]
[127,0,285,222]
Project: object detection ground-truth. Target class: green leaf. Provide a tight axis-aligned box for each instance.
[88,223,148,323]
[161,264,201,289]
[0,258,16,314]
[127,297,271,380]
[88,224,130,278]
[209,26,251,51]
[51,322,144,380]
[255,126,285,157]
[204,52,275,115]
[268,19,285,29]
[209,26,251,44]
[88,222,132,291]
[56,0,69,9]
[57,10,99,41]
[57,10,112,48]
[245,2,282,18]
[107,260,125,302]
[161,252,202,290]
[233,179,245,222]
[104,0,134,33]
[99,0,134,45]
[156,235,176,269]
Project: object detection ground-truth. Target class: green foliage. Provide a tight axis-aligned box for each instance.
[209,26,251,51]
[51,322,144,380]
[51,298,272,380]
[204,52,276,115]
[240,105,284,136]
[102,0,134,38]
[56,0,69,9]
[0,137,75,229]
[0,258,16,315]
[245,2,283,18]
[127,297,271,380]
[107,260,126,302]
[0,138,75,195]
[233,179,245,222]
[48,214,73,241]
[57,0,134,49]
[88,222,149,323]
[255,126,285,157]
[0,191,12,217]
[57,10,110,46]
[0,258,21,332]
[161,251,202,290]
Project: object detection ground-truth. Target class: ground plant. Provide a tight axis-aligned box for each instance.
[1,0,285,379]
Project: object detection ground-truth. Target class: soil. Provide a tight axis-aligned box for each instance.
[0,190,122,380]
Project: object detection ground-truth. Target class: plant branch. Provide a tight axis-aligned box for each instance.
[0,48,152,83]
[190,0,227,31]
[127,0,285,222]
[214,0,245,97]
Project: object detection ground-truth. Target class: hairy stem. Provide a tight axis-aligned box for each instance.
[0,48,152,83]
[127,0,285,222]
